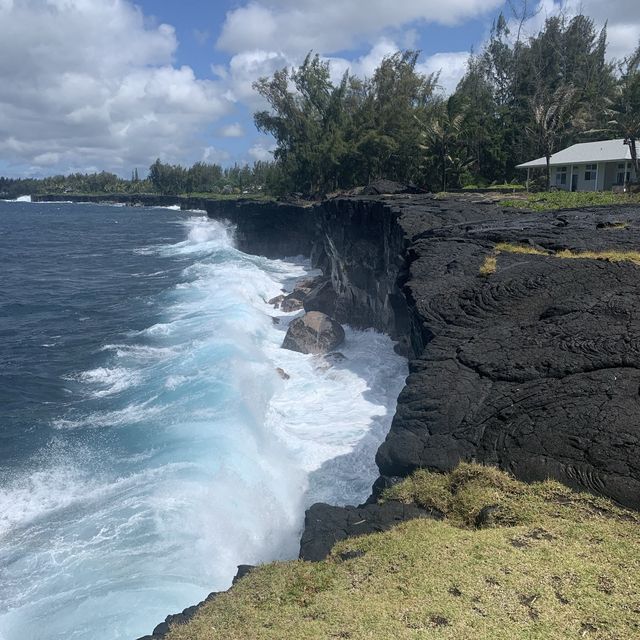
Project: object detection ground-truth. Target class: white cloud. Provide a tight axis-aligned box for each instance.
[419,52,470,94]
[218,122,246,138]
[227,49,292,108]
[0,0,231,176]
[203,146,231,164]
[248,141,276,162]
[217,0,504,55]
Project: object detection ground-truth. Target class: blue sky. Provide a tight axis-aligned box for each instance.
[0,0,637,178]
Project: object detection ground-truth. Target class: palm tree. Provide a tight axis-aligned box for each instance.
[417,96,469,192]
[527,84,578,190]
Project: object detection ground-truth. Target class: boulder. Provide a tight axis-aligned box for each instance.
[280,291,305,312]
[282,312,345,355]
[268,294,286,308]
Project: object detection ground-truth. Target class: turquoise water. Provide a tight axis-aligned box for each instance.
[0,200,407,639]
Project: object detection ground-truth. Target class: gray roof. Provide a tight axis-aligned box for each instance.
[517,139,637,169]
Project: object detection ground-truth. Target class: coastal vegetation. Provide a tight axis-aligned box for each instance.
[3,8,638,202]
[165,463,640,640]
[480,241,640,276]
[253,11,640,196]
[0,161,275,200]
[500,190,640,210]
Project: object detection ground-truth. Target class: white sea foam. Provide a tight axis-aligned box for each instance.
[0,213,408,640]
[1,195,31,202]
[78,367,143,397]
[52,399,163,430]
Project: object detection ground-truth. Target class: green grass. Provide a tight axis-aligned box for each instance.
[165,464,640,640]
[463,183,525,191]
[479,255,497,276]
[182,192,276,201]
[500,191,640,211]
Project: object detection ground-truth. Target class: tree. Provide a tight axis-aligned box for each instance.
[527,84,578,189]
[417,95,470,191]
[607,44,640,181]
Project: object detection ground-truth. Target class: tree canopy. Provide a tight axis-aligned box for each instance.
[254,10,637,195]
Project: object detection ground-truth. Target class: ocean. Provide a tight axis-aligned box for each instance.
[0,200,407,640]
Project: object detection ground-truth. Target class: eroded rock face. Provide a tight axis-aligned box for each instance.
[282,311,345,355]
[303,279,338,316]
[314,194,640,510]
[205,194,640,513]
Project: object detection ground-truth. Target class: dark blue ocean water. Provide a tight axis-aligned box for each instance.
[0,200,407,640]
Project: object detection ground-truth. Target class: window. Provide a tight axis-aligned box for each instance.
[617,163,630,185]
[555,166,567,185]
[585,164,597,181]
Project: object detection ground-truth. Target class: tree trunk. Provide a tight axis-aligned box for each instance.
[545,154,551,191]
[442,141,447,192]
[629,137,639,182]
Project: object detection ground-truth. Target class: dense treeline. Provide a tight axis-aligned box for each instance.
[0,161,275,200]
[3,10,638,201]
[255,11,640,195]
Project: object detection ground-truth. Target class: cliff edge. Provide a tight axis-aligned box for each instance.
[208,193,640,517]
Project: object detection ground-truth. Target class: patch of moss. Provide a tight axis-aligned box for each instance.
[479,255,497,276]
[165,464,640,640]
[494,243,549,256]
[555,249,640,265]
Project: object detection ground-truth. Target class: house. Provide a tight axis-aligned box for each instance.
[517,139,638,192]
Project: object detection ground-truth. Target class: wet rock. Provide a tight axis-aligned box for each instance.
[268,294,286,308]
[282,312,345,355]
[303,279,338,316]
[293,275,325,294]
[280,291,305,312]
[276,367,290,380]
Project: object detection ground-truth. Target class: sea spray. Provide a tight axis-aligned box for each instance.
[0,204,407,640]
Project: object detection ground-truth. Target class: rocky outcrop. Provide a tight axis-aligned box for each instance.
[32,193,208,209]
[138,193,640,636]
[207,194,640,511]
[371,198,640,510]
[279,275,326,312]
[205,199,315,258]
[299,501,442,562]
[282,311,345,355]
[302,279,338,316]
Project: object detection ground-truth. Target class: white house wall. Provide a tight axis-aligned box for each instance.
[552,162,630,191]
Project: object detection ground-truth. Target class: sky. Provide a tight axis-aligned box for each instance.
[0,0,638,178]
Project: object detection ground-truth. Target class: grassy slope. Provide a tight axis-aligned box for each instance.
[166,464,640,640]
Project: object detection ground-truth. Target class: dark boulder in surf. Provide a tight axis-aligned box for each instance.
[282,311,345,355]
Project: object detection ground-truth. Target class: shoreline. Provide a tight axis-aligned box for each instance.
[21,191,640,637]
